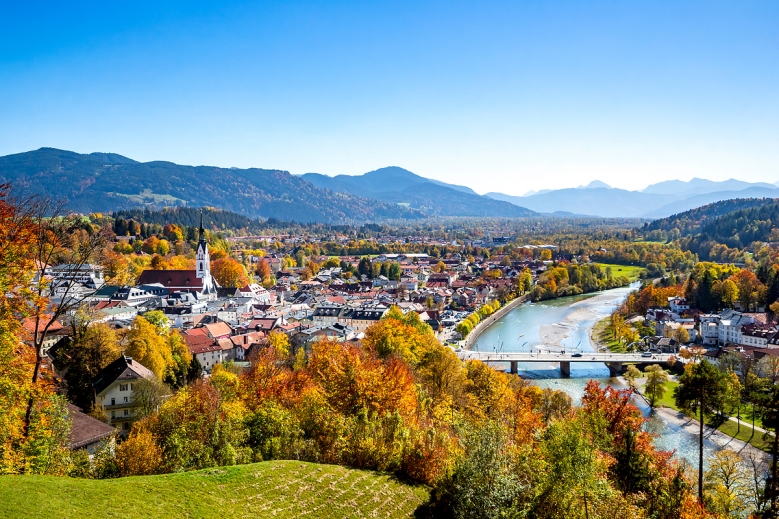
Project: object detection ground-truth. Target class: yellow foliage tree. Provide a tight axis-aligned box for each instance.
[124,316,173,380]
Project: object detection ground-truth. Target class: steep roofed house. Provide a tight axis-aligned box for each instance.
[67,404,116,454]
[92,356,156,434]
[183,334,225,373]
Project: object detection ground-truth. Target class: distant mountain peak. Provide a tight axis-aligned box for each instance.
[577,180,611,189]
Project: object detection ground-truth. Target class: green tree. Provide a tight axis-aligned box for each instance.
[674,360,728,503]
[644,364,668,408]
[426,420,538,518]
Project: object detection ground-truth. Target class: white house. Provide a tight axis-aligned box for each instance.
[92,356,156,434]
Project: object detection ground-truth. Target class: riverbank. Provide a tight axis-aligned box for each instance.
[591,316,624,353]
[623,375,774,455]
[463,294,529,349]
[653,407,771,464]
[536,290,630,352]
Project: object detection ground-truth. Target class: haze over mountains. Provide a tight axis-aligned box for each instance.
[1,147,776,222]
[486,178,779,218]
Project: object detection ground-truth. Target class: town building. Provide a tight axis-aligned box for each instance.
[92,356,156,434]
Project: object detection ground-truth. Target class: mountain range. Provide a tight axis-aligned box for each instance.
[2,147,776,221]
[300,167,535,218]
[486,178,779,218]
[0,149,535,223]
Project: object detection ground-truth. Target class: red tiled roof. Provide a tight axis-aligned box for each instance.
[137,269,203,289]
[204,322,232,338]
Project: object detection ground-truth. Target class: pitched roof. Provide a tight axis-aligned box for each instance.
[204,321,232,338]
[92,356,155,396]
[137,270,203,289]
[67,404,115,449]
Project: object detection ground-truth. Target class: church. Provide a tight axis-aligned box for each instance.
[136,214,219,300]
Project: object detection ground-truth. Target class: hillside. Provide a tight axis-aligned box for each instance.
[0,461,429,519]
[302,167,536,217]
[0,148,422,224]
[642,198,779,237]
[302,166,477,195]
[642,198,779,259]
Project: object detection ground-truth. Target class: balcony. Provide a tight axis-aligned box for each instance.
[103,401,135,410]
[110,415,135,423]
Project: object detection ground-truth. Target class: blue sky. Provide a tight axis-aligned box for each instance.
[1,1,777,194]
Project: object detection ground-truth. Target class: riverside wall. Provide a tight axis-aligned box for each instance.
[463,294,530,350]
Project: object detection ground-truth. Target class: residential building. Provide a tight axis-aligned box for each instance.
[92,356,156,434]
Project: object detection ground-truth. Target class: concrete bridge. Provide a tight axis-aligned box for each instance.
[456,350,673,376]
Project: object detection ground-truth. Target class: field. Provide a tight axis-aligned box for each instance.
[595,263,645,281]
[0,460,429,519]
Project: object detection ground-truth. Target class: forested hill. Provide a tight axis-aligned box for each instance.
[642,198,779,258]
[0,148,423,224]
[642,198,779,237]
[112,206,357,234]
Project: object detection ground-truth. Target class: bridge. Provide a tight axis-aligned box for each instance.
[456,350,673,376]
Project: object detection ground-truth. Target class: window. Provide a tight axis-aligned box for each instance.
[124,409,129,416]
[123,422,129,430]
[111,398,115,406]
[124,396,129,403]
[130,383,134,390]
[119,384,128,391]
[111,411,115,418]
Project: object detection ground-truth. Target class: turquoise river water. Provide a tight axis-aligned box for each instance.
[471,285,719,465]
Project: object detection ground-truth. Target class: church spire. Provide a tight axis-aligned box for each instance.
[198,211,205,243]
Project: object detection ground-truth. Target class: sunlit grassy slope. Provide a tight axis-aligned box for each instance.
[0,460,429,519]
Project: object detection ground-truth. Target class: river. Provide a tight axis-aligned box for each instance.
[471,285,720,465]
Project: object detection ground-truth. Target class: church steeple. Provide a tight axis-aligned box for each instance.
[198,211,205,244]
[196,211,210,280]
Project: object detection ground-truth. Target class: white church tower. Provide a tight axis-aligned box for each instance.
[196,212,210,279]
[195,212,218,297]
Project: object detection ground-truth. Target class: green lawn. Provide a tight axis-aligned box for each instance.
[596,263,646,281]
[714,419,773,453]
[0,460,429,519]
[652,381,773,452]
[654,381,680,410]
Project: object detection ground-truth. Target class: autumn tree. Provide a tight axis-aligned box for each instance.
[8,189,109,443]
[267,329,290,358]
[731,270,765,311]
[256,259,272,283]
[124,316,174,380]
[623,365,642,389]
[51,309,122,410]
[537,388,573,422]
[211,257,249,287]
[703,450,750,517]
[0,185,75,473]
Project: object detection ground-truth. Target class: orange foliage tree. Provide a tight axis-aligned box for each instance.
[211,257,249,287]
